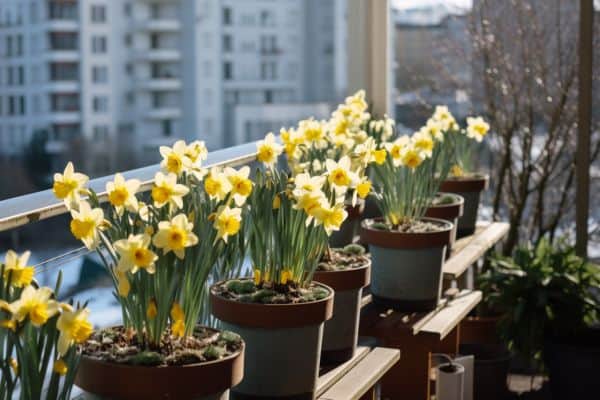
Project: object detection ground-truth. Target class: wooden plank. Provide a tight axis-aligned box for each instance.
[316,346,370,397]
[318,347,400,400]
[420,290,482,340]
[443,222,509,280]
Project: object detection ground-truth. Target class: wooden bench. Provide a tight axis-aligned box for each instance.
[357,221,508,400]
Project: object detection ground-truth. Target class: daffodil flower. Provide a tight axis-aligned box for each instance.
[3,250,34,288]
[213,206,242,243]
[160,140,190,176]
[412,130,434,158]
[7,286,59,327]
[204,168,233,201]
[313,203,348,235]
[293,173,326,197]
[170,302,185,337]
[114,234,158,274]
[56,304,93,356]
[466,116,490,142]
[53,162,89,210]
[401,146,425,170]
[225,166,253,206]
[325,156,357,194]
[152,214,199,259]
[70,201,104,250]
[432,105,457,131]
[151,172,189,209]
[106,173,141,214]
[256,132,283,168]
[385,136,410,167]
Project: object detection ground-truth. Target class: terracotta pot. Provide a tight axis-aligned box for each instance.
[361,217,453,311]
[425,193,465,259]
[440,174,489,237]
[211,281,333,399]
[75,327,244,400]
[460,315,502,345]
[329,201,365,247]
[313,261,371,364]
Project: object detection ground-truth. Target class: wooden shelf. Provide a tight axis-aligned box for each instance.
[443,221,509,280]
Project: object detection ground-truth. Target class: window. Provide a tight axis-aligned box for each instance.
[124,3,132,16]
[8,96,15,115]
[5,36,12,57]
[260,10,274,27]
[265,90,273,104]
[19,96,25,115]
[30,3,38,23]
[92,65,108,83]
[92,96,108,113]
[223,7,232,25]
[93,125,109,141]
[50,62,78,81]
[15,35,23,56]
[17,66,24,85]
[260,61,277,80]
[150,33,160,49]
[91,36,107,53]
[223,62,232,80]
[162,120,172,137]
[90,5,106,23]
[223,34,232,52]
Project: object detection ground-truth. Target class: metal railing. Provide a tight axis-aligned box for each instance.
[0,141,259,272]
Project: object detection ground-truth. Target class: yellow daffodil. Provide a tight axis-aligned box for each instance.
[253,269,262,284]
[146,299,158,320]
[356,179,372,199]
[293,173,326,197]
[114,234,158,274]
[313,203,348,235]
[152,214,199,259]
[0,319,16,331]
[299,119,326,145]
[8,286,59,327]
[451,164,464,177]
[56,304,92,356]
[466,116,490,142]
[213,206,242,243]
[294,190,327,223]
[385,136,410,167]
[70,201,104,250]
[106,173,141,214]
[424,119,444,141]
[345,90,368,112]
[53,162,89,210]
[279,269,292,285]
[256,132,283,168]
[401,147,424,170]
[325,156,357,193]
[272,194,281,209]
[151,172,189,209]
[184,140,208,164]
[204,168,233,201]
[225,166,253,206]
[3,250,34,288]
[53,359,68,376]
[160,140,189,176]
[432,105,456,131]
[116,270,130,297]
[412,130,434,158]
[280,127,304,159]
[170,302,185,337]
[354,137,378,166]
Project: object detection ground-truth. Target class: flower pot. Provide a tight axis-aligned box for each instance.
[440,175,488,237]
[544,328,600,399]
[459,343,511,400]
[459,315,502,345]
[329,201,365,247]
[425,193,464,258]
[435,363,465,400]
[75,328,245,400]
[210,281,334,399]
[360,218,453,311]
[313,261,371,364]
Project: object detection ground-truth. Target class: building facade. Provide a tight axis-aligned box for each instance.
[0,0,347,168]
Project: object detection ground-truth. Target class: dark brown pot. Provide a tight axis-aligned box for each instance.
[210,281,333,399]
[329,201,365,247]
[75,328,244,400]
[425,193,465,258]
[313,261,371,364]
[460,315,502,345]
[360,218,453,311]
[440,174,489,237]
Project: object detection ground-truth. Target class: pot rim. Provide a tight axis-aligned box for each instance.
[313,260,371,291]
[425,192,465,219]
[360,217,453,249]
[210,279,334,329]
[441,174,489,192]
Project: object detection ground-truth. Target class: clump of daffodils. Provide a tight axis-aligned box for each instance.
[0,251,92,400]
[431,105,490,177]
[53,139,249,348]
[370,108,455,227]
[247,137,349,289]
[281,91,391,207]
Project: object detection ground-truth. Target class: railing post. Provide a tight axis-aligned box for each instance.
[576,0,593,258]
[347,0,393,118]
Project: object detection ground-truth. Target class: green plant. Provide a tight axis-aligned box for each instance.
[483,237,600,370]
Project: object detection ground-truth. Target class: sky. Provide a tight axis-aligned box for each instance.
[392,0,473,11]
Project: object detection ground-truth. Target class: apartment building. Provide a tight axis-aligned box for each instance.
[0,0,347,166]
